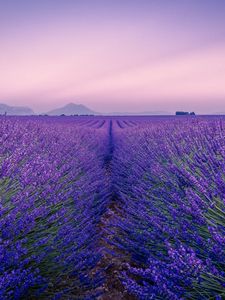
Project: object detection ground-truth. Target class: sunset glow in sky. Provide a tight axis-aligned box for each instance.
[1,0,225,113]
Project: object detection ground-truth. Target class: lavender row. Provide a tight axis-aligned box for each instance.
[0,117,110,299]
[111,117,225,299]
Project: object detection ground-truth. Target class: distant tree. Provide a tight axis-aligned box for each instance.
[176,111,189,115]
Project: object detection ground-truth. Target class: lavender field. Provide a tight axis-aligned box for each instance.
[0,116,224,300]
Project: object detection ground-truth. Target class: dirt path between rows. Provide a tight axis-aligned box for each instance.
[96,120,135,300]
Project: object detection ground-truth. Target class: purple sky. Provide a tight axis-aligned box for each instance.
[1,0,225,113]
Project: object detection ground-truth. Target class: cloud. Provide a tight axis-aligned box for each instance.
[60,44,225,103]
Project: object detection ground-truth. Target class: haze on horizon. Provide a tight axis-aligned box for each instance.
[1,0,225,114]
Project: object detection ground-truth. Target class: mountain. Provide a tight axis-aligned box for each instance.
[0,103,34,115]
[47,103,98,115]
[46,104,172,116]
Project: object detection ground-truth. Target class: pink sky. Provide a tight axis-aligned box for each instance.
[1,1,225,113]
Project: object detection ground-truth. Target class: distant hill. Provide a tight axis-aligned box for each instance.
[47,103,98,115]
[214,112,225,115]
[0,103,34,115]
